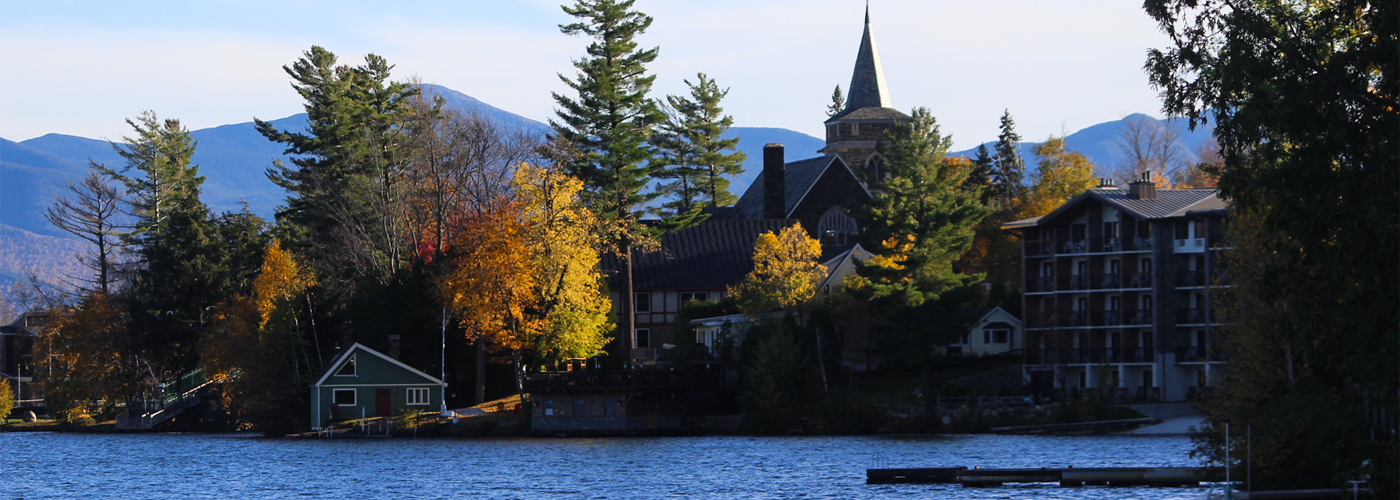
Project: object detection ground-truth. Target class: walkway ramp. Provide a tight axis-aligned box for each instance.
[116,369,216,430]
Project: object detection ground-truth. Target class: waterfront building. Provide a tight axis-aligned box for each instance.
[1002,175,1228,402]
[310,342,445,430]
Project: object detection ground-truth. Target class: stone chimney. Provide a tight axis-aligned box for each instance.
[387,335,401,360]
[1128,171,1156,200]
[763,144,786,219]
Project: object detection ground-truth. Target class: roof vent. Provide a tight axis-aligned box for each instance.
[1099,178,1117,188]
[1128,171,1156,200]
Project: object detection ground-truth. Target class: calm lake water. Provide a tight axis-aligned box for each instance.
[0,432,1210,499]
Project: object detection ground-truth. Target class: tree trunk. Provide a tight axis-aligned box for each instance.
[621,241,635,368]
[474,338,486,404]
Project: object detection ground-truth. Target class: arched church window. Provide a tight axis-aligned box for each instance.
[818,205,859,246]
[866,155,886,184]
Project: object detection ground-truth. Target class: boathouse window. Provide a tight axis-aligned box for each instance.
[635,329,651,348]
[407,388,430,405]
[634,292,652,313]
[543,399,554,416]
[334,356,356,377]
[333,389,356,406]
[574,399,585,416]
[605,399,617,416]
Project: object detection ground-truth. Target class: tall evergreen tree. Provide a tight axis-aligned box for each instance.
[550,0,665,365]
[848,108,990,413]
[256,46,426,289]
[991,110,1025,204]
[652,73,746,217]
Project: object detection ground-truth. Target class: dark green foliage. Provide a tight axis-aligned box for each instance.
[551,0,664,360]
[826,85,845,117]
[551,0,664,238]
[666,297,740,363]
[737,316,803,432]
[103,114,268,374]
[652,73,746,216]
[1145,0,1397,493]
[256,46,427,289]
[989,110,1024,205]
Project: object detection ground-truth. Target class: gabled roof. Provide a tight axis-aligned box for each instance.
[602,219,798,290]
[731,155,867,220]
[955,306,1021,329]
[1003,187,1222,229]
[311,343,444,388]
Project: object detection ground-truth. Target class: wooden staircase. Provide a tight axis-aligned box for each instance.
[116,369,215,430]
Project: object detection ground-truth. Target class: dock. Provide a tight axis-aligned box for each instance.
[867,466,1219,487]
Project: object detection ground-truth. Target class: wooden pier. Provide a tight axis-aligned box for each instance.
[867,466,1219,487]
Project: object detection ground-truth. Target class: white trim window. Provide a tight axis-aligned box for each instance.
[406,388,430,405]
[635,328,651,348]
[333,388,357,406]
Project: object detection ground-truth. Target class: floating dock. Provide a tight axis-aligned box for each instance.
[867,466,1218,487]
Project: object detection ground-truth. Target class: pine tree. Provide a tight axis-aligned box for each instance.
[848,107,989,413]
[826,85,845,117]
[991,110,1025,204]
[653,73,746,217]
[45,170,125,295]
[551,0,665,365]
[256,46,426,288]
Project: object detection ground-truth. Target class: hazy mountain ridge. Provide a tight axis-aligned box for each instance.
[0,84,1212,313]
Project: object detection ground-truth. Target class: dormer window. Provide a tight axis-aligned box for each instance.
[335,355,356,377]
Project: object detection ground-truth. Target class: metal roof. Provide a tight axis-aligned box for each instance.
[1003,187,1223,229]
[603,219,798,290]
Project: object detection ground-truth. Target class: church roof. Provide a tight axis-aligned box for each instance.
[840,7,891,114]
[601,219,798,289]
[829,107,910,122]
[730,155,851,220]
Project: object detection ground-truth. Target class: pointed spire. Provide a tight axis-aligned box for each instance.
[844,4,892,112]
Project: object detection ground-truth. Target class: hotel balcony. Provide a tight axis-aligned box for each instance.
[1025,348,1156,365]
[1176,271,1207,287]
[1175,346,1227,363]
[1176,308,1214,325]
[1026,277,1055,293]
[1124,273,1152,288]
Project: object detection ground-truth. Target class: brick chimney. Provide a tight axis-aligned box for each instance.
[763,143,786,219]
[387,335,401,360]
[1128,171,1156,200]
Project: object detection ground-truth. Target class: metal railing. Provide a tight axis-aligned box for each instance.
[1177,308,1213,324]
[1176,346,1227,363]
[1124,273,1152,288]
[1176,271,1207,287]
[1026,277,1055,293]
[1024,348,1156,365]
[523,369,713,393]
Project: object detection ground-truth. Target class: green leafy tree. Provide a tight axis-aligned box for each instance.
[551,0,665,364]
[1145,0,1397,492]
[652,73,746,217]
[848,107,989,413]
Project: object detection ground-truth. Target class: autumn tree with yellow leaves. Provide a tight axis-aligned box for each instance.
[1018,136,1098,219]
[440,164,612,397]
[729,223,827,314]
[200,239,318,435]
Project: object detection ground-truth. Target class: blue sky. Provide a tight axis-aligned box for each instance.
[1,0,1173,148]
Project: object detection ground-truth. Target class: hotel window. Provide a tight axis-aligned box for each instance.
[634,292,651,313]
[333,389,356,406]
[1041,261,1053,277]
[1104,221,1120,240]
[406,388,430,405]
[635,328,651,348]
[334,355,356,377]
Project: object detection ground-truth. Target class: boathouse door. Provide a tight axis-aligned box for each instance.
[375,389,391,417]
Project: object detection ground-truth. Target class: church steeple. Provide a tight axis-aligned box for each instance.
[843,5,892,112]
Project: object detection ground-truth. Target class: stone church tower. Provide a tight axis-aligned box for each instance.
[819,7,911,183]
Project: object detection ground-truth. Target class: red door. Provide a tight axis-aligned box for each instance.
[375,389,392,417]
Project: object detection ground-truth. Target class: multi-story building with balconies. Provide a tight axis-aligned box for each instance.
[1002,174,1228,402]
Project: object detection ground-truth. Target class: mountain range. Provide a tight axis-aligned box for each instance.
[0,83,1212,310]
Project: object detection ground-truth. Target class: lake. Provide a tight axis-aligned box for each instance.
[0,433,1210,499]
